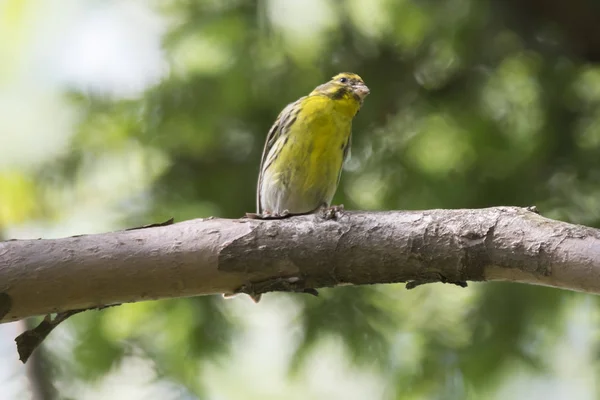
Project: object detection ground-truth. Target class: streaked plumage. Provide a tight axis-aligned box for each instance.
[254,72,369,218]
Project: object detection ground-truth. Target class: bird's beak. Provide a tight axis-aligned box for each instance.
[353,83,370,100]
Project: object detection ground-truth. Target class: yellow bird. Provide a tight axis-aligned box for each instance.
[252,72,370,218]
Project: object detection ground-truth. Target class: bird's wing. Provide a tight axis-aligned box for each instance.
[256,97,304,213]
[337,131,352,187]
[343,132,352,164]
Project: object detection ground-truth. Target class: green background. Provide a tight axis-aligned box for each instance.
[2,0,600,398]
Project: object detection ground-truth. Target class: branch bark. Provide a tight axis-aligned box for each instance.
[1,206,599,325]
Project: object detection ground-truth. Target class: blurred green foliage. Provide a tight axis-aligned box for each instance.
[3,0,600,398]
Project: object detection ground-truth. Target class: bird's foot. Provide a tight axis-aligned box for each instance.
[320,204,344,220]
[245,209,291,219]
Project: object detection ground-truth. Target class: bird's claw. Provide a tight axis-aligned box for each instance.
[245,210,291,219]
[320,204,344,220]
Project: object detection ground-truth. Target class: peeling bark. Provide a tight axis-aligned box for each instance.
[1,207,599,325]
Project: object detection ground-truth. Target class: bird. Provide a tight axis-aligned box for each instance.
[250,72,370,219]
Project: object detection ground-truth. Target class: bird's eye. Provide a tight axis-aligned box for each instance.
[339,77,348,83]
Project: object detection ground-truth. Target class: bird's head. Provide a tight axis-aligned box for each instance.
[312,72,370,104]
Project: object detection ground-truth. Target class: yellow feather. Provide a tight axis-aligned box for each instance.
[257,73,369,216]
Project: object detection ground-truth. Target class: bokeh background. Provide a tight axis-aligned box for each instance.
[2,0,600,399]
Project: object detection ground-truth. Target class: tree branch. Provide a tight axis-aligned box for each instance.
[1,207,599,327]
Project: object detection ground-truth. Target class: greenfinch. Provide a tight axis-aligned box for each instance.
[253,72,369,218]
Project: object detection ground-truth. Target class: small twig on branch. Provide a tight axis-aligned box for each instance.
[405,274,469,290]
[226,275,321,303]
[15,304,120,363]
[125,218,175,230]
